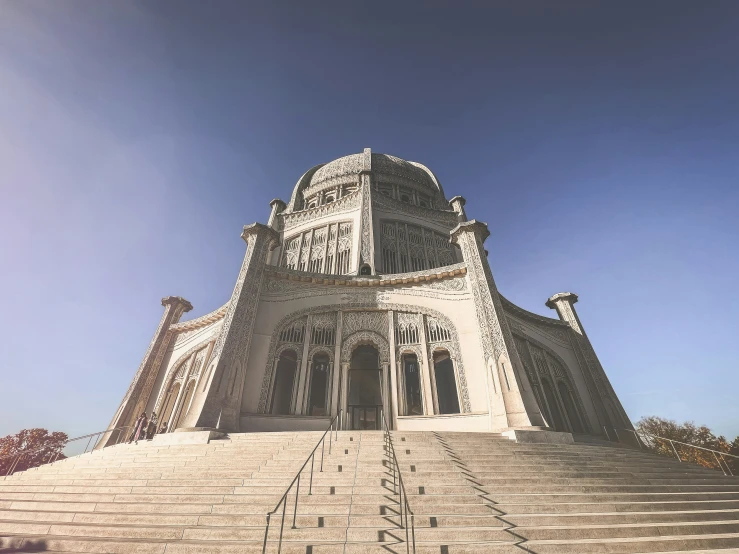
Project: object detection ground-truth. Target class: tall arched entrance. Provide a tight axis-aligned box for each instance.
[347,345,383,430]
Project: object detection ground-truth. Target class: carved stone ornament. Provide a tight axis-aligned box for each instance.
[281,189,360,232]
[343,311,388,337]
[373,190,459,227]
[340,330,390,364]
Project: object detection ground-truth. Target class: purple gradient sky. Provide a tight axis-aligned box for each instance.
[1,1,738,438]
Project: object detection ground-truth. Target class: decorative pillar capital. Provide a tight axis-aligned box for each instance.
[161,296,193,313]
[448,196,468,222]
[450,219,490,245]
[241,222,280,244]
[546,292,583,334]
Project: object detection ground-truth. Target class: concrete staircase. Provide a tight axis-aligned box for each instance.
[1,430,739,553]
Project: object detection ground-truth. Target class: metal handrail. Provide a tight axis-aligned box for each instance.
[381,412,416,554]
[261,410,341,554]
[1,425,133,477]
[622,428,737,476]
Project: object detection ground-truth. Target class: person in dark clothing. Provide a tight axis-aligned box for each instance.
[146,412,158,440]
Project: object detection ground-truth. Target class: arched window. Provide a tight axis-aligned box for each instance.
[402,353,423,415]
[433,351,460,414]
[307,353,330,416]
[271,350,298,415]
[558,381,584,433]
[159,381,180,432]
[541,378,565,431]
[172,380,195,430]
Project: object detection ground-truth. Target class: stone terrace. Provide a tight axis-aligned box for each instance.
[1,431,739,553]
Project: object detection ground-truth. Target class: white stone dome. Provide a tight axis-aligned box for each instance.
[286,148,445,212]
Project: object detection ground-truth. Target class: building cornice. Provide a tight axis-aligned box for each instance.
[499,294,568,328]
[264,262,467,287]
[170,303,229,332]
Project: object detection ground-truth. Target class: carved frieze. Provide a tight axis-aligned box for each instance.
[281,189,360,232]
[343,311,388,337]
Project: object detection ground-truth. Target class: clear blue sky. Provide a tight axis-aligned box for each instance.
[1,1,737,439]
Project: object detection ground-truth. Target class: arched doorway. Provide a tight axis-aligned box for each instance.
[348,345,383,430]
[271,349,299,415]
[433,350,460,414]
[307,352,330,416]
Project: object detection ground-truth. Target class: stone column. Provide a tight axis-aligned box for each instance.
[340,362,350,429]
[381,362,390,428]
[267,199,286,266]
[99,296,192,447]
[267,198,286,229]
[546,292,635,437]
[182,223,279,432]
[418,322,435,416]
[450,220,546,430]
[295,315,313,415]
[387,311,399,430]
[331,312,343,418]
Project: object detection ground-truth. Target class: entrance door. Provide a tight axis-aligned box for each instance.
[348,345,383,430]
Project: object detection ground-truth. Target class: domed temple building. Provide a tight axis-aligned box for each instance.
[102,149,634,443]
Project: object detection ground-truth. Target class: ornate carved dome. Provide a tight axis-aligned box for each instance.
[286,148,445,212]
[310,151,440,191]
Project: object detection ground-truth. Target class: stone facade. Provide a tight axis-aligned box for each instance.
[103,149,633,440]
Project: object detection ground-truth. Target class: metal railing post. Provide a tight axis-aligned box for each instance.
[712,451,727,476]
[669,439,682,462]
[292,474,300,529]
[278,497,287,554]
[308,453,314,495]
[722,454,734,477]
[261,512,271,554]
[259,412,338,552]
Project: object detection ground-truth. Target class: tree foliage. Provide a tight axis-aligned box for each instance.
[636,416,739,473]
[0,428,68,475]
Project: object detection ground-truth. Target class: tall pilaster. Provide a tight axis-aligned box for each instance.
[99,296,192,447]
[358,148,375,274]
[358,176,375,274]
[450,220,546,430]
[182,223,279,431]
[546,293,634,436]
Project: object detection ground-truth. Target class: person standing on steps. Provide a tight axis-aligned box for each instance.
[132,412,148,444]
[128,413,145,443]
[146,412,158,440]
